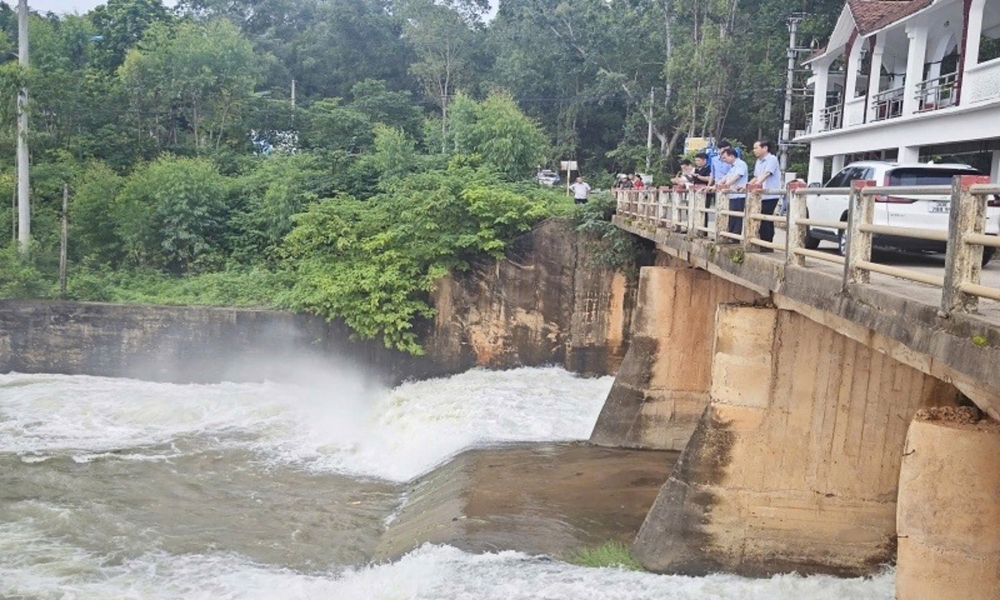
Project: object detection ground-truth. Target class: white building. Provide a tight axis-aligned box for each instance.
[795,0,1000,183]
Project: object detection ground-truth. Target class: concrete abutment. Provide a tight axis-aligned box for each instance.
[631,304,961,576]
[588,266,761,451]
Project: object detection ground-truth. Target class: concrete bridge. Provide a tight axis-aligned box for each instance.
[595,181,1000,598]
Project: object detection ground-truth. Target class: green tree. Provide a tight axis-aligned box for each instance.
[119,19,260,152]
[116,156,230,272]
[89,0,174,72]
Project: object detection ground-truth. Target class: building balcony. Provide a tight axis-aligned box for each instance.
[962,57,1000,105]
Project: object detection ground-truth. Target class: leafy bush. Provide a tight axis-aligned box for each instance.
[0,245,55,299]
[282,164,567,353]
[115,156,230,273]
[571,192,652,276]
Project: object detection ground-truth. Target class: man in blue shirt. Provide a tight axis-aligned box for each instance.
[748,139,782,246]
[716,147,748,236]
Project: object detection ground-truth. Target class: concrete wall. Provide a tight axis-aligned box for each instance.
[633,305,961,577]
[896,413,1000,600]
[589,265,761,450]
[0,220,641,383]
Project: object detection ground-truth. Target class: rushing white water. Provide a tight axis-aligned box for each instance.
[0,366,895,599]
[0,367,612,481]
[0,521,892,600]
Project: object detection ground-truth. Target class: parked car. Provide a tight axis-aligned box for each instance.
[535,169,561,186]
[805,161,1000,265]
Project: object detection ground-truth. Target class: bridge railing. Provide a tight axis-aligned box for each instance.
[613,174,1000,317]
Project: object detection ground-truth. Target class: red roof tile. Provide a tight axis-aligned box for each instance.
[847,0,932,35]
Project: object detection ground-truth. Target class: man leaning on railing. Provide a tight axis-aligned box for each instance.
[748,139,782,249]
[713,147,749,239]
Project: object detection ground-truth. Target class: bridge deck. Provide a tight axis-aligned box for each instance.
[614,215,1000,417]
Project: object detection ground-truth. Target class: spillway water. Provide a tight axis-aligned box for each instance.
[0,367,893,599]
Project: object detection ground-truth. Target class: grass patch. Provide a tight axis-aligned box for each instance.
[564,541,643,570]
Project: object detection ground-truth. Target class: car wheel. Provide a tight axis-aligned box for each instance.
[983,247,996,267]
[804,227,821,250]
[803,208,821,249]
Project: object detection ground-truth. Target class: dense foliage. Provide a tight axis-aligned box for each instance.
[0,0,844,351]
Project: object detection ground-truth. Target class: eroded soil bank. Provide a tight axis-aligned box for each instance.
[376,442,677,562]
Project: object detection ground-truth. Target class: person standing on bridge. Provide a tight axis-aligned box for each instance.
[570,176,591,204]
[747,139,782,247]
[715,147,748,237]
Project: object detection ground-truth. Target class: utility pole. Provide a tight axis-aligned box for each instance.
[16,0,29,252]
[780,14,803,173]
[59,184,68,298]
[645,87,654,173]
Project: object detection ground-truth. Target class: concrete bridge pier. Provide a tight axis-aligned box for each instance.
[632,304,960,576]
[589,265,761,451]
[896,416,1000,600]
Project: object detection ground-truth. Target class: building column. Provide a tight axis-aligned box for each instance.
[831,154,846,174]
[899,145,920,163]
[866,34,886,122]
[844,36,865,101]
[903,20,930,116]
[808,156,826,184]
[990,150,1000,183]
[963,0,986,72]
[811,58,833,132]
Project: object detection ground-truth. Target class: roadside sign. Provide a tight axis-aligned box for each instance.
[559,161,578,171]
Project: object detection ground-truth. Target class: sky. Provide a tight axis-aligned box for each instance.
[25,0,177,14]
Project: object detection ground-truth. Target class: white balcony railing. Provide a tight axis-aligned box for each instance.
[818,104,843,132]
[870,86,905,121]
[963,57,1000,104]
[915,72,959,113]
[844,96,866,126]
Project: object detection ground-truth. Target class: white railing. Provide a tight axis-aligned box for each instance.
[614,175,1000,316]
[870,86,905,121]
[962,57,1000,105]
[818,104,843,132]
[844,96,867,126]
[915,72,959,113]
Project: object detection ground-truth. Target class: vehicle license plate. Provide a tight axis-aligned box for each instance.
[929,202,949,213]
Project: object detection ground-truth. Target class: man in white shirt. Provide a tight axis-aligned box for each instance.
[747,139,782,246]
[570,176,591,204]
[715,147,748,236]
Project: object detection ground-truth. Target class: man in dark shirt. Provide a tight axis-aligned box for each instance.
[691,153,712,186]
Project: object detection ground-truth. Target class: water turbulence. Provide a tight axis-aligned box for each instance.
[0,367,892,599]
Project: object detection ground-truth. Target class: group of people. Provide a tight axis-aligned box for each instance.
[669,139,783,248]
[613,173,647,190]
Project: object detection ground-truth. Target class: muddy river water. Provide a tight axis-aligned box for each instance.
[0,366,893,599]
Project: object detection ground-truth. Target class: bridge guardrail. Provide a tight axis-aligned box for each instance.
[614,174,1000,317]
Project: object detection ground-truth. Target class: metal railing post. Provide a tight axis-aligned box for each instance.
[941,174,989,315]
[743,184,763,252]
[844,180,877,288]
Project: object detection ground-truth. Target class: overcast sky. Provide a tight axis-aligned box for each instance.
[25,0,177,15]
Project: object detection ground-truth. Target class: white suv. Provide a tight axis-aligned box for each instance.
[805,161,1000,265]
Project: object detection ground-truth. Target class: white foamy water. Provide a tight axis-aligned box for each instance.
[0,367,612,481]
[0,521,893,600]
